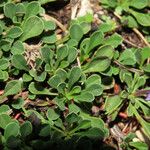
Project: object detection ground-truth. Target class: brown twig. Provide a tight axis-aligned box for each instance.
[123,38,142,48]
[133,28,150,47]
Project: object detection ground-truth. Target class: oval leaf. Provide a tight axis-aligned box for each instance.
[4,122,20,140]
[4,2,16,19]
[70,24,84,42]
[0,58,9,70]
[0,114,12,129]
[11,54,29,71]
[20,121,32,137]
[104,95,123,115]
[20,16,44,41]
[68,67,82,90]
[83,57,111,73]
[86,30,104,54]
[6,26,23,39]
[24,1,40,19]
[4,80,22,97]
[131,10,150,27]
[74,92,94,102]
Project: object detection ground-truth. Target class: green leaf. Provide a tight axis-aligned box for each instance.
[129,142,148,150]
[24,1,40,19]
[118,49,136,65]
[68,67,82,90]
[46,108,59,121]
[20,16,44,41]
[40,46,53,64]
[86,30,104,54]
[74,92,94,102]
[80,38,90,55]
[11,41,25,55]
[69,103,80,114]
[56,45,68,62]
[11,54,29,71]
[35,58,43,69]
[133,76,146,91]
[0,114,12,129]
[0,39,13,52]
[55,68,67,81]
[140,47,150,65]
[79,112,109,136]
[136,99,150,116]
[4,80,22,97]
[99,22,116,33]
[95,45,114,59]
[75,128,106,139]
[67,47,77,63]
[85,84,103,96]
[83,57,111,73]
[103,33,123,48]
[44,20,56,31]
[66,113,80,124]
[38,0,56,5]
[20,121,32,137]
[129,0,148,9]
[131,10,150,27]
[4,2,16,19]
[54,97,65,111]
[39,125,51,137]
[70,24,84,42]
[16,3,25,16]
[67,39,78,47]
[34,71,47,82]
[80,22,91,34]
[101,0,117,8]
[6,136,21,148]
[4,122,20,140]
[29,82,57,96]
[142,64,150,72]
[119,70,132,87]
[121,15,138,28]
[131,105,150,139]
[12,98,24,109]
[0,70,8,81]
[48,75,61,89]
[22,73,32,82]
[42,32,57,44]
[0,58,9,70]
[87,116,106,129]
[72,120,91,133]
[6,26,23,39]
[69,86,81,95]
[59,60,69,69]
[104,95,123,115]
[0,105,10,114]
[86,74,101,87]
